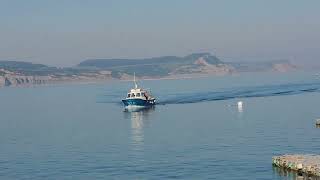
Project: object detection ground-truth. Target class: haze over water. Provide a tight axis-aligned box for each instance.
[1,72,320,179]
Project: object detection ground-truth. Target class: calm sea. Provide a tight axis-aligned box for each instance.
[1,72,320,179]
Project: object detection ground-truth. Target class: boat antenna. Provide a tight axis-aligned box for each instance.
[134,72,138,89]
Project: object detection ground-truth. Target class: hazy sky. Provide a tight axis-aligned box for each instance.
[0,0,319,66]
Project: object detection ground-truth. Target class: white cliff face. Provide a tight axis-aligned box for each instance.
[272,63,297,72]
[194,57,235,74]
[3,75,51,86]
[0,68,114,87]
[0,76,5,87]
[0,69,49,87]
[169,56,235,76]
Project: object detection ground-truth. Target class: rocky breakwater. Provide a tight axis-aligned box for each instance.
[273,154,320,177]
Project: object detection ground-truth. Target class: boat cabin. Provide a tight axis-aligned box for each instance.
[126,88,151,100]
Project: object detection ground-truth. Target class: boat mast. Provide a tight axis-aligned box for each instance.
[134,72,138,89]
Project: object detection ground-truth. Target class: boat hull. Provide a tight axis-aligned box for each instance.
[122,98,155,107]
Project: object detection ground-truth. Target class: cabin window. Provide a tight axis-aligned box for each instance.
[131,93,135,97]
[136,93,141,97]
[127,94,131,98]
[141,92,145,97]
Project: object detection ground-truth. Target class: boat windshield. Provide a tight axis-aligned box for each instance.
[131,93,135,97]
[136,93,141,97]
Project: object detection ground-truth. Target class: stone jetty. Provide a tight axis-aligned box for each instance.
[272,154,320,177]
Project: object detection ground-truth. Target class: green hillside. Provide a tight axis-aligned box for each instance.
[78,53,223,77]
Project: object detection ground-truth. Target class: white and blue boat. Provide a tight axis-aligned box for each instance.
[122,74,156,108]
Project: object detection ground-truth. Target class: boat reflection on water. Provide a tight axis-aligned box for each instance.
[124,105,154,113]
[123,106,155,152]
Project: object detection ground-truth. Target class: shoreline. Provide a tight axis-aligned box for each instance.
[0,70,305,89]
[0,73,222,88]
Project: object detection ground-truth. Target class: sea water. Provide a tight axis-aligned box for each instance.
[1,72,320,179]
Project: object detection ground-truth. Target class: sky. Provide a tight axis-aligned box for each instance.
[0,0,319,67]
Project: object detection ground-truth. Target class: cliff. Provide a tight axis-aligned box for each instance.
[79,53,234,78]
[0,68,112,87]
[228,60,297,73]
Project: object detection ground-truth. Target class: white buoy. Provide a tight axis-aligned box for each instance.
[237,101,243,112]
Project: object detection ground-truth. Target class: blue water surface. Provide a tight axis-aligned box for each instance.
[1,72,320,179]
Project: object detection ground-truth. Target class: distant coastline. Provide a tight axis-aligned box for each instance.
[0,53,297,87]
